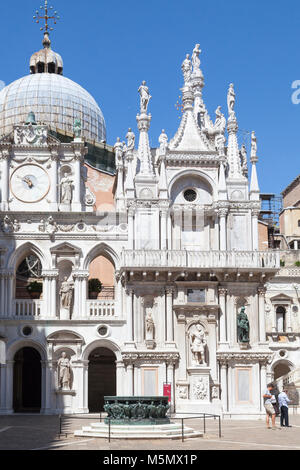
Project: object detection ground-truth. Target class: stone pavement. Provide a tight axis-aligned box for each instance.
[0,413,300,450]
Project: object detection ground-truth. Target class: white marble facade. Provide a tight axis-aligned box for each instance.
[0,40,298,419]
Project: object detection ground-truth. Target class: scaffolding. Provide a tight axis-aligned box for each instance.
[259,194,283,249]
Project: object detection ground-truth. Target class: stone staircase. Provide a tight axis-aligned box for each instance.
[74,422,203,439]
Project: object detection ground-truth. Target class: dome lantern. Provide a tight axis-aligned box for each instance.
[31,1,62,75]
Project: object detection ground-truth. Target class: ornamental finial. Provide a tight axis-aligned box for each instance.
[33,0,60,47]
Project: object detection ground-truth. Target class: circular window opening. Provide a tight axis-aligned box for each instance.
[22,326,33,337]
[279,350,287,358]
[98,326,108,337]
[183,189,197,202]
[292,305,298,313]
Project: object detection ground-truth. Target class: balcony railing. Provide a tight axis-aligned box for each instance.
[121,250,280,270]
[13,299,43,318]
[87,300,116,318]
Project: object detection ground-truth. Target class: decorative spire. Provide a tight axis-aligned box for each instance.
[135,81,155,180]
[226,83,243,179]
[250,131,260,199]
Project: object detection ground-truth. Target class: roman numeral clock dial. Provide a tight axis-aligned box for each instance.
[10,164,50,203]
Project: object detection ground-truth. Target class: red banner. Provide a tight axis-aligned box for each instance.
[163,383,171,402]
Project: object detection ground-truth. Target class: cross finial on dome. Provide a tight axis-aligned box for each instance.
[33,1,60,48]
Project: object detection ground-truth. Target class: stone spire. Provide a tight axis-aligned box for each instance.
[135,81,156,180]
[249,131,260,200]
[190,44,205,123]
[226,83,242,179]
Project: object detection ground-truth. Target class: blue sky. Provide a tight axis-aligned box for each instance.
[0,0,300,194]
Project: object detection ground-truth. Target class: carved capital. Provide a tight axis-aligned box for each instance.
[258,287,266,297]
[218,287,227,297]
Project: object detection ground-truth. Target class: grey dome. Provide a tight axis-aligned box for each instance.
[0,73,106,142]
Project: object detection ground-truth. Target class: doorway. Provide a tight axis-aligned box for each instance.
[88,347,116,412]
[13,347,42,413]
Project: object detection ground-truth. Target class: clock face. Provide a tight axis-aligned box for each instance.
[10,164,50,203]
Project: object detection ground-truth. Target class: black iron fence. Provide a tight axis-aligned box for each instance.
[59,411,222,442]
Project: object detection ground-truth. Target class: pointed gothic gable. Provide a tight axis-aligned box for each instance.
[168,111,213,152]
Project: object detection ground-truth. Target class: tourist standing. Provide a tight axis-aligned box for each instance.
[278,388,292,427]
[263,383,277,429]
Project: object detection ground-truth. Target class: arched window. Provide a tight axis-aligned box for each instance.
[88,254,115,300]
[276,306,286,332]
[16,255,42,299]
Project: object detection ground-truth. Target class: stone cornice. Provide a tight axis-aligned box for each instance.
[217,351,273,365]
[121,351,180,365]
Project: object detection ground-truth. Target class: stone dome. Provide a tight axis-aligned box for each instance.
[0,73,106,142]
[0,33,106,142]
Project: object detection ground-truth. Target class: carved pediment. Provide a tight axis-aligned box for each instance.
[47,330,84,344]
[270,293,293,302]
[50,242,82,256]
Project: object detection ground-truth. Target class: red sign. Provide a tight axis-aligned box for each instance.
[163,383,171,402]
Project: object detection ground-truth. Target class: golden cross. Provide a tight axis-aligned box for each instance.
[33,1,60,32]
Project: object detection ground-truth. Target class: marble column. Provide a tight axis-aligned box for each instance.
[82,361,89,413]
[0,274,4,317]
[72,271,88,319]
[167,212,172,250]
[116,361,125,396]
[220,363,228,413]
[252,209,259,251]
[128,209,135,250]
[218,209,227,251]
[160,210,168,250]
[167,362,175,411]
[0,364,6,412]
[125,288,135,348]
[218,288,228,344]
[1,151,9,211]
[165,287,175,346]
[42,271,58,319]
[72,154,82,211]
[260,363,267,411]
[127,363,134,396]
[6,272,14,318]
[258,287,266,343]
[116,167,125,211]
[49,151,58,211]
[286,304,292,333]
[5,361,14,413]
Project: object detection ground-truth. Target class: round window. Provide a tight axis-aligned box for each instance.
[22,326,33,337]
[279,350,287,358]
[98,326,108,337]
[183,189,197,202]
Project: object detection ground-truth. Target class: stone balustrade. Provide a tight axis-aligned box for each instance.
[121,250,280,270]
[11,299,116,319]
[87,300,116,318]
[13,299,43,318]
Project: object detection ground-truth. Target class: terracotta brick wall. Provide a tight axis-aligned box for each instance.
[258,221,269,251]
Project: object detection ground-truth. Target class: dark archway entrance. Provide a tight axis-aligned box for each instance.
[88,347,116,412]
[13,347,42,413]
[273,362,292,381]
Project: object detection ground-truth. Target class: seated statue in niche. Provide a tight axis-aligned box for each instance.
[237,306,250,343]
[57,352,72,390]
[189,323,207,366]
